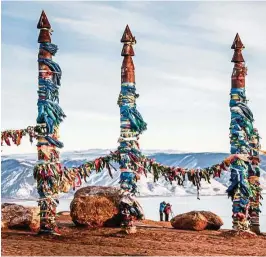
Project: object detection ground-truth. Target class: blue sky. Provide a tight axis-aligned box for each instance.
[1,1,266,154]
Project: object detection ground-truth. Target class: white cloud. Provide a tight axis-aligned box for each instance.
[184,2,266,51]
[1,1,266,155]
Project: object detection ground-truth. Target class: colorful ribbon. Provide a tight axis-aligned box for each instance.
[229,86,262,231]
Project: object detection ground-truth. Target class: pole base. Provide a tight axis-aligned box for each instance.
[250,225,261,235]
[38,227,61,236]
[122,225,137,234]
[222,229,257,238]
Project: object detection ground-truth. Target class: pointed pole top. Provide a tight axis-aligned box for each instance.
[231,33,245,63]
[37,10,51,29]
[231,33,245,49]
[120,25,136,83]
[121,25,136,44]
[121,44,135,56]
[37,10,52,43]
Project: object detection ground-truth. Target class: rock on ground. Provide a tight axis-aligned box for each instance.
[70,186,143,228]
[171,211,223,231]
[1,203,40,232]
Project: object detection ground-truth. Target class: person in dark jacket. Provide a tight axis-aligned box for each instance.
[164,203,172,222]
[159,201,166,221]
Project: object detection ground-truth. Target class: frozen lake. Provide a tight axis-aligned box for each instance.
[2,195,266,232]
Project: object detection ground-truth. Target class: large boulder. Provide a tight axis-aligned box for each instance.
[171,211,223,231]
[70,186,143,228]
[1,203,40,232]
[171,211,207,231]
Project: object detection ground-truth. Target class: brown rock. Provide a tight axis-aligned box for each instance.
[171,211,223,231]
[1,203,40,232]
[171,211,208,231]
[70,186,143,228]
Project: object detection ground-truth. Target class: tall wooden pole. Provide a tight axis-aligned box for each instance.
[118,25,147,233]
[228,33,261,233]
[36,10,65,235]
[118,25,147,178]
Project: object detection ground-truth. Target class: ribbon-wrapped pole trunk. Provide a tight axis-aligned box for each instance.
[35,11,66,235]
[228,33,261,233]
[117,25,147,234]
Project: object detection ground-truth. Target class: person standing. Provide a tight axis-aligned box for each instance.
[159,201,166,221]
[164,203,172,222]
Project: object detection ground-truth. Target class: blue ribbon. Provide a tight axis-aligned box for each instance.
[37,43,66,148]
[40,43,58,56]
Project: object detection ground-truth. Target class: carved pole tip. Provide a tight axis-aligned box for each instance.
[37,10,51,29]
[121,25,136,44]
[231,33,245,49]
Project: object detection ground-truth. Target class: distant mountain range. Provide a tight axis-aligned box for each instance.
[1,150,266,199]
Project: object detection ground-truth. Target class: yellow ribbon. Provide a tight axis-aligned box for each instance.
[231,95,240,100]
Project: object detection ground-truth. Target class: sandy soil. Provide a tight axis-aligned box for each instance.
[2,214,266,256]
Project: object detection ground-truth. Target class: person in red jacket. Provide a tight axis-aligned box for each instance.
[164,203,172,222]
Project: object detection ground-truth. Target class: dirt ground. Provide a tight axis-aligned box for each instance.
[2,214,266,256]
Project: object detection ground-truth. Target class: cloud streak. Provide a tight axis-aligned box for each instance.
[1,1,266,155]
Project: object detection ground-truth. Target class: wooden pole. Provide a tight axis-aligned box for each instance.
[118,25,147,234]
[36,10,65,235]
[229,33,261,233]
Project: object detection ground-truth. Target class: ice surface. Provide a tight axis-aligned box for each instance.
[2,195,266,231]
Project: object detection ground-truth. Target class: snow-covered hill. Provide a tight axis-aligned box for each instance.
[1,150,266,199]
